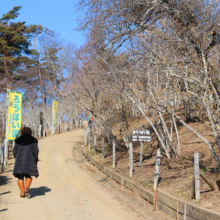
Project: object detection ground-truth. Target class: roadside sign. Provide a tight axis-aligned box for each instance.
[132,129,151,142]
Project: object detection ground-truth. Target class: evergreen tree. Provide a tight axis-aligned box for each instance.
[0,6,36,89]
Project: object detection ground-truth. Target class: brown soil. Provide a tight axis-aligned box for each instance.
[85,107,220,212]
[0,130,148,220]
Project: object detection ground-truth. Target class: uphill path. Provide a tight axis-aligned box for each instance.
[0,130,152,220]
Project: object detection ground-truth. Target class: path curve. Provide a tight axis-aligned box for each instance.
[0,130,146,220]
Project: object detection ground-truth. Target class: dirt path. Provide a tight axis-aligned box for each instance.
[0,130,148,220]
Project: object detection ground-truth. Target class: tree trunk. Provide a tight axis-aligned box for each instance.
[31,85,34,109]
[171,111,220,167]
[172,115,181,156]
[38,61,45,109]
[3,60,10,89]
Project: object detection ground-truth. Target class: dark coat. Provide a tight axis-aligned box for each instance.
[13,134,39,178]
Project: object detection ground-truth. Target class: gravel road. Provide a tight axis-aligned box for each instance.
[0,130,148,220]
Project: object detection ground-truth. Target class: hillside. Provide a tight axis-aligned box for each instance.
[85,106,220,212]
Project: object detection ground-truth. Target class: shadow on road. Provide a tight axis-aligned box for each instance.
[0,191,11,196]
[0,175,12,186]
[28,186,51,199]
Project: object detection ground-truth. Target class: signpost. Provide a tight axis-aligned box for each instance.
[132,128,151,166]
[113,140,116,168]
[94,134,97,154]
[194,152,200,202]
[102,138,105,159]
[140,142,143,165]
[129,142,133,177]
[132,129,151,142]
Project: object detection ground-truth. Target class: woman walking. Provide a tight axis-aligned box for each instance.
[13,127,39,197]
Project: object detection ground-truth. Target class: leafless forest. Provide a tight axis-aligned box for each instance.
[1,1,220,167]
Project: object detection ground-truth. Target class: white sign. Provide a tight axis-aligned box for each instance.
[132,129,151,142]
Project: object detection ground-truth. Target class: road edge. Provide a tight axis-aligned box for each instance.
[79,145,220,220]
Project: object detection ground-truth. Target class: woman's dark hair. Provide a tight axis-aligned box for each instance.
[22,127,32,135]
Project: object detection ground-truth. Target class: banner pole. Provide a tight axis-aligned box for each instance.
[52,101,53,135]
[5,89,9,139]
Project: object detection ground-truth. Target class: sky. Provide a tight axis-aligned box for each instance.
[0,0,86,48]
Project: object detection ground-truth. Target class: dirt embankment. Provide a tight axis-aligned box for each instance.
[1,130,154,220]
[86,107,220,212]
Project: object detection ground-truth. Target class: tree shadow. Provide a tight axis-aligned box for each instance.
[0,191,11,196]
[0,209,8,212]
[0,175,12,186]
[28,186,51,199]
[216,180,220,191]
[201,190,213,194]
[5,170,13,173]
[158,177,162,185]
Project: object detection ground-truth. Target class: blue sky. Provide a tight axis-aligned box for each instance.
[0,0,86,48]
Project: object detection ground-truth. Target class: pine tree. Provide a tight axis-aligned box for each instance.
[0,6,36,89]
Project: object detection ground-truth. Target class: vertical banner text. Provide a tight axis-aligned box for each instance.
[53,101,58,124]
[7,91,23,140]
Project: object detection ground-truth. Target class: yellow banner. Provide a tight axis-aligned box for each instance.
[53,101,58,124]
[7,91,23,140]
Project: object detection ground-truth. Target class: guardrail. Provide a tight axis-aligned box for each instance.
[81,145,220,220]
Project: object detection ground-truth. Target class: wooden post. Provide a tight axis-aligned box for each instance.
[38,125,41,137]
[153,189,158,211]
[184,203,186,220]
[84,128,87,146]
[140,142,143,166]
[88,132,91,150]
[1,143,4,173]
[113,140,116,168]
[76,120,78,130]
[59,123,61,133]
[189,178,195,199]
[43,128,46,137]
[7,140,9,160]
[85,130,87,146]
[102,138,105,159]
[5,109,7,139]
[94,134,96,154]
[51,105,53,135]
[177,201,179,220]
[194,151,200,202]
[4,139,7,165]
[129,142,133,177]
[6,139,9,160]
[154,148,161,190]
